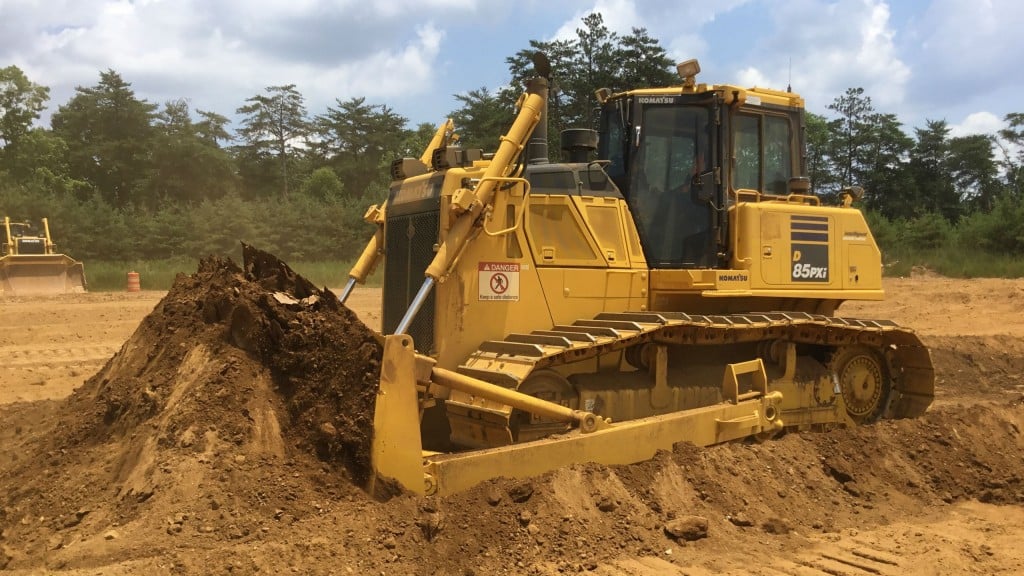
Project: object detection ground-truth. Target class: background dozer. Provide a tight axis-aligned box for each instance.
[347,55,934,497]
[1,217,88,295]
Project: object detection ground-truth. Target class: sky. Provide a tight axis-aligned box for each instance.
[2,0,1022,140]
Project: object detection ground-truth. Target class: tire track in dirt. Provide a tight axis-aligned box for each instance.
[1,343,127,402]
[4,345,121,366]
[0,292,162,404]
[588,500,1024,576]
[774,542,903,576]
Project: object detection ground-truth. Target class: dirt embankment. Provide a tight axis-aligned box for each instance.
[0,264,1023,575]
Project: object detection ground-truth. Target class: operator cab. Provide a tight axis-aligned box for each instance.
[10,223,33,238]
[596,61,804,271]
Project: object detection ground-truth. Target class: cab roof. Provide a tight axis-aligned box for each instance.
[609,83,805,109]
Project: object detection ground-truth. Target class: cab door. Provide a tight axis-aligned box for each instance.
[625,96,718,269]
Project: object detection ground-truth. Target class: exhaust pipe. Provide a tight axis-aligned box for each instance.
[526,52,551,165]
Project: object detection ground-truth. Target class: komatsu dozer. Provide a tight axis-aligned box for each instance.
[347,55,934,497]
[1,217,87,295]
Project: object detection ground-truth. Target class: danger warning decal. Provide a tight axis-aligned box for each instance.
[478,262,520,301]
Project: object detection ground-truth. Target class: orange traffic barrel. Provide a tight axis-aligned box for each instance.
[126,271,141,292]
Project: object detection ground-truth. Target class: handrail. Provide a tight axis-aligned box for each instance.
[732,188,820,206]
[481,177,531,237]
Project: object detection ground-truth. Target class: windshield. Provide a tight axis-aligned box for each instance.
[628,105,713,268]
[9,223,37,238]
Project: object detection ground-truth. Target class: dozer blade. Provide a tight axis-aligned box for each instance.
[370,334,430,495]
[370,333,786,497]
[0,254,88,296]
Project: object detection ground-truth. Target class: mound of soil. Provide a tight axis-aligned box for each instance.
[0,245,383,568]
[64,243,383,481]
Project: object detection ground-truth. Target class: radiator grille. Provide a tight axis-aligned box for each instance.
[16,238,46,255]
[382,210,439,353]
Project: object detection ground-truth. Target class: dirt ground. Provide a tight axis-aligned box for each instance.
[1,264,1023,575]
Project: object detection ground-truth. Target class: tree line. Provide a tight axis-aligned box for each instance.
[1,13,1023,265]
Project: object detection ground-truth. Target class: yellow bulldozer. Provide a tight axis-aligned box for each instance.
[1,217,87,295]
[344,55,934,497]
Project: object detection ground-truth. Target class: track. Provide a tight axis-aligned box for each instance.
[449,311,935,445]
[1,344,120,402]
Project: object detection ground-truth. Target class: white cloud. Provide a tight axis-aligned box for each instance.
[734,66,767,88]
[908,0,1024,115]
[303,24,446,105]
[917,0,1008,70]
[0,0,477,128]
[1,0,1021,134]
[733,0,909,117]
[948,111,1003,138]
[550,0,641,41]
[546,1,913,121]
[646,0,751,63]
[550,0,750,62]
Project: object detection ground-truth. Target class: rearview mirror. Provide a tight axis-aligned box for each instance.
[692,170,716,204]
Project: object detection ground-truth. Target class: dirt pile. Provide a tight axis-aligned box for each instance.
[60,243,383,481]
[0,245,383,569]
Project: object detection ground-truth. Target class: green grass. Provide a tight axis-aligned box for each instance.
[82,245,1024,292]
[881,247,1024,278]
[85,258,381,292]
[86,258,196,291]
[290,261,383,289]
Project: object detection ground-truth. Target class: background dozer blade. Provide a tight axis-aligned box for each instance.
[0,254,88,295]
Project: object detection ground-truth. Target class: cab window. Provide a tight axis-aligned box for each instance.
[732,113,793,194]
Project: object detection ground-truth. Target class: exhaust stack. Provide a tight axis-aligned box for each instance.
[526,52,551,165]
